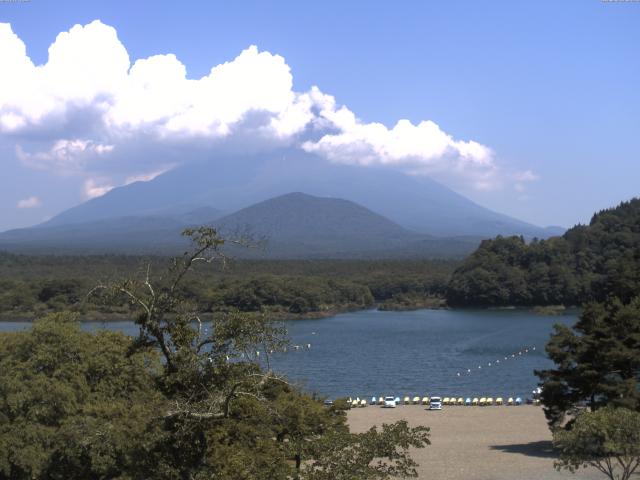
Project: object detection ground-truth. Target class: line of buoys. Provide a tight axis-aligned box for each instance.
[456,346,537,377]
[252,343,312,356]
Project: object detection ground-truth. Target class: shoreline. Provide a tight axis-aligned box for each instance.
[0,303,578,323]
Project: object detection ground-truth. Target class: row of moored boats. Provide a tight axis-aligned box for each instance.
[347,395,540,408]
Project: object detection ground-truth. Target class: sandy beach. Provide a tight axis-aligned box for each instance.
[348,405,605,480]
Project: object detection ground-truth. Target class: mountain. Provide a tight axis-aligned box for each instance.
[0,207,223,255]
[214,192,479,258]
[0,193,481,258]
[39,149,559,238]
[217,192,411,243]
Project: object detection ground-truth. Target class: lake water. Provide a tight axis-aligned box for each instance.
[0,308,577,401]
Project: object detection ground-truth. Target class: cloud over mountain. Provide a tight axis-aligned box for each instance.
[16,196,41,209]
[0,20,535,196]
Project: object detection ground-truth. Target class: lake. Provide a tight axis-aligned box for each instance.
[0,308,577,401]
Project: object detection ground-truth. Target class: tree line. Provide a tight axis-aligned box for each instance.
[0,254,453,318]
[446,198,640,307]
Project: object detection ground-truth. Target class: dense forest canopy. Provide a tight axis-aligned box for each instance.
[0,254,454,318]
[446,198,640,307]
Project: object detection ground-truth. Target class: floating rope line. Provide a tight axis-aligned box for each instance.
[456,346,537,377]
[218,342,314,364]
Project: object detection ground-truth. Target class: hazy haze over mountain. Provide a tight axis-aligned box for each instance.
[39,149,557,239]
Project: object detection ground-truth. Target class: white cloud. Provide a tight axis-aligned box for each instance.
[513,169,539,192]
[83,178,114,199]
[0,20,532,192]
[16,196,42,208]
[16,139,114,172]
[124,167,170,185]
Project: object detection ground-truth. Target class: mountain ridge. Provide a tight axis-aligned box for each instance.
[0,192,482,258]
[36,150,559,239]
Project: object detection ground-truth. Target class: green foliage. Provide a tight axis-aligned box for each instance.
[0,252,455,318]
[0,228,431,479]
[447,198,640,307]
[0,312,164,479]
[303,421,430,480]
[536,297,640,427]
[553,407,640,480]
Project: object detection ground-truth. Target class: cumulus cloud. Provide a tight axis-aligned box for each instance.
[16,196,42,208]
[0,20,534,193]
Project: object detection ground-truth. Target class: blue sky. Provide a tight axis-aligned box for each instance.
[1,0,639,231]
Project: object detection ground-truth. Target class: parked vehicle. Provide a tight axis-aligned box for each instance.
[383,396,397,408]
[429,396,443,410]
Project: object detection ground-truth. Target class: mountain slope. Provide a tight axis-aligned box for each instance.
[214,192,420,258]
[40,149,556,238]
[0,193,481,258]
[0,207,224,255]
[217,192,411,240]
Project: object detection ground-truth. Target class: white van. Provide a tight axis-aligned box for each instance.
[383,396,397,408]
[429,396,443,410]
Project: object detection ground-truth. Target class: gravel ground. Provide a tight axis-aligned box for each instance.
[347,405,607,480]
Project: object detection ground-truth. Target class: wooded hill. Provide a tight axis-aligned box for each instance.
[446,198,640,307]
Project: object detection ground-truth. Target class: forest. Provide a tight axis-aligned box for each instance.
[0,253,454,319]
[446,198,640,307]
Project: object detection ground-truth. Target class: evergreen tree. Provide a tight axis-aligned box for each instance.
[536,297,640,427]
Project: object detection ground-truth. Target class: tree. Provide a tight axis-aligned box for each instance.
[303,420,430,480]
[536,296,640,427]
[553,407,640,480]
[85,227,428,480]
[446,198,640,308]
[0,312,164,479]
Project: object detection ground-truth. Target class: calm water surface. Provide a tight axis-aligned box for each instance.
[0,308,577,400]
